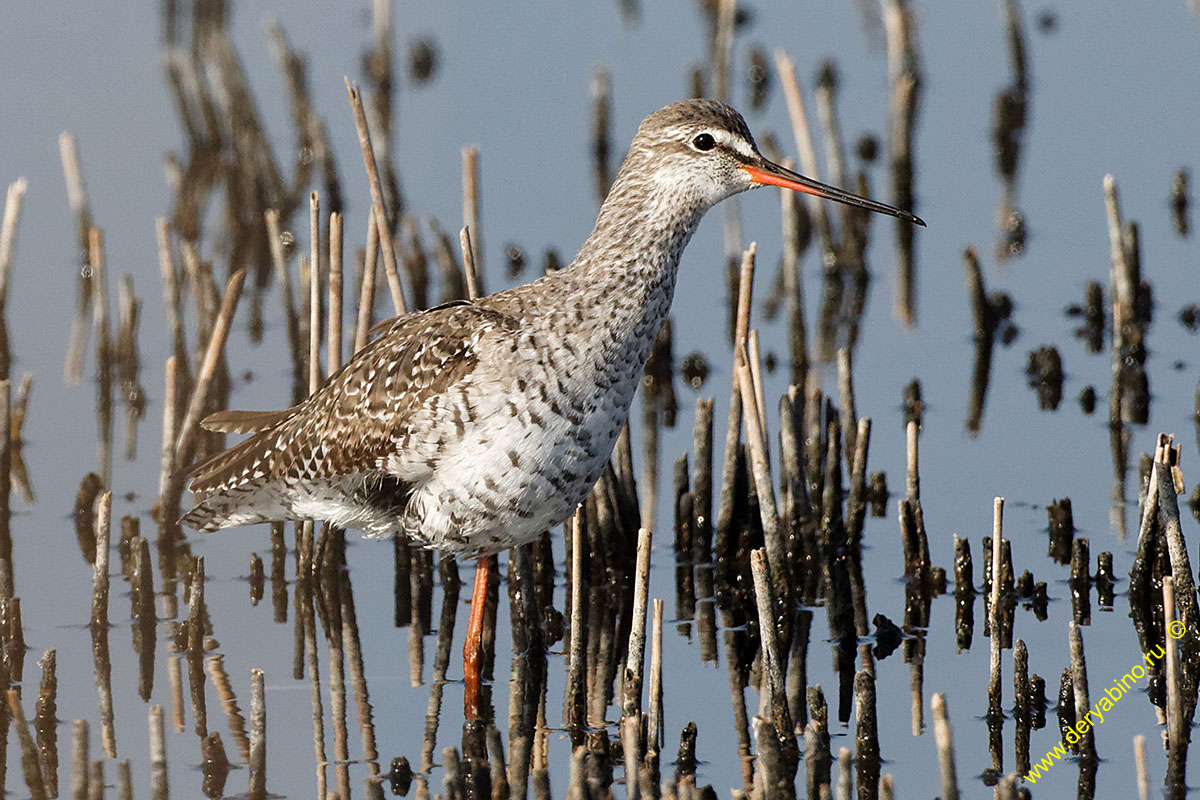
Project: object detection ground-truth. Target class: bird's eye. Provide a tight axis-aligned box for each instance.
[692,133,716,152]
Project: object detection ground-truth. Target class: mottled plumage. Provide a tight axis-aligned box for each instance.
[182,99,922,554]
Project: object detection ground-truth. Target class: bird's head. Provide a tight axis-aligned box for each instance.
[628,98,924,225]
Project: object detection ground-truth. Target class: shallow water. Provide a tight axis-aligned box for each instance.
[2,1,1200,798]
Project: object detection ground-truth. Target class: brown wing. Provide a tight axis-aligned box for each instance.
[186,301,516,499]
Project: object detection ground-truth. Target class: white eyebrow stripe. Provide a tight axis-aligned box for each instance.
[714,129,755,158]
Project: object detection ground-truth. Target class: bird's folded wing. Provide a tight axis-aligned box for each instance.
[186,301,519,496]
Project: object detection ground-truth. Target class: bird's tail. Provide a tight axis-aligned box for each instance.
[181,423,290,531]
[181,484,292,532]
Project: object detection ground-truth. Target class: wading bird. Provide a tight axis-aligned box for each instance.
[183,99,923,718]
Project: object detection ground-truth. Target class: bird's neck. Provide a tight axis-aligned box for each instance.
[565,172,708,349]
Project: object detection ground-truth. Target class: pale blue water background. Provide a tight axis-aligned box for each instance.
[2,1,1200,797]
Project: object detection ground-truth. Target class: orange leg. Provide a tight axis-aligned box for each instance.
[463,553,496,720]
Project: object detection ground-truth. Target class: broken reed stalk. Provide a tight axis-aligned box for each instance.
[460,226,480,301]
[72,720,88,799]
[565,508,586,730]
[623,527,653,720]
[0,380,9,575]
[747,330,767,436]
[8,690,45,800]
[462,147,484,295]
[345,79,395,232]
[736,338,789,602]
[157,356,179,503]
[648,597,664,758]
[91,494,117,760]
[987,497,1003,721]
[264,209,302,370]
[590,68,613,199]
[854,669,880,792]
[882,0,922,326]
[905,420,920,501]
[1068,621,1094,759]
[149,705,167,800]
[187,560,209,738]
[931,693,959,800]
[373,202,408,315]
[0,178,27,308]
[328,210,343,372]
[711,0,736,103]
[89,761,103,799]
[814,62,850,221]
[36,650,58,798]
[90,489,112,622]
[354,209,380,353]
[89,228,113,486]
[835,747,852,800]
[172,269,247,472]
[59,132,92,249]
[156,217,183,364]
[1155,451,1200,648]
[846,417,871,543]
[836,349,857,468]
[779,167,809,386]
[749,550,792,740]
[168,656,183,733]
[60,132,93,384]
[1103,174,1134,345]
[692,397,714,557]
[714,244,756,547]
[117,760,132,799]
[249,668,266,800]
[309,193,322,391]
[621,715,640,800]
[1133,734,1149,800]
[773,50,834,255]
[1163,576,1183,759]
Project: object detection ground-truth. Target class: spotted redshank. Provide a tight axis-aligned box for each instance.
[183,99,923,718]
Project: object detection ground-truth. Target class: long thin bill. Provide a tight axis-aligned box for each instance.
[743,161,925,227]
